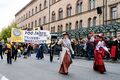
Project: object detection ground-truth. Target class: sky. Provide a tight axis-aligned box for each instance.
[0,0,31,31]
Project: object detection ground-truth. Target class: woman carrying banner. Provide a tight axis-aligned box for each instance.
[93,33,110,74]
[58,32,74,75]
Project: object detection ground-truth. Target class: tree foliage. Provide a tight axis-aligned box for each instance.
[0,22,17,42]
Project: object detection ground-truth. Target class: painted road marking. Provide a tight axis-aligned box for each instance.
[1,76,9,80]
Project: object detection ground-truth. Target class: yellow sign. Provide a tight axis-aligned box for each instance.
[11,28,24,42]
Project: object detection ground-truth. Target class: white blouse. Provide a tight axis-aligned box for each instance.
[96,41,109,52]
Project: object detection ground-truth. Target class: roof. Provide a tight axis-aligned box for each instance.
[15,0,36,16]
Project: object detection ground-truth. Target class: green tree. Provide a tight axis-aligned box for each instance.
[0,22,17,42]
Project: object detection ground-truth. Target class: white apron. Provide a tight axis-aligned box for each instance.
[58,38,74,64]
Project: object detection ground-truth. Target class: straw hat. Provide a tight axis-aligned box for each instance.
[62,32,69,35]
[97,33,104,38]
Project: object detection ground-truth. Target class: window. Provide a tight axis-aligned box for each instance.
[111,6,117,20]
[51,26,55,33]
[52,0,56,4]
[58,25,60,32]
[39,4,42,11]
[69,23,72,30]
[31,22,33,29]
[28,23,30,29]
[67,4,72,17]
[76,0,82,13]
[53,26,55,33]
[88,18,92,27]
[58,8,63,19]
[93,17,97,26]
[26,24,27,29]
[66,23,69,31]
[32,9,34,15]
[44,0,47,8]
[35,20,37,27]
[79,20,83,28]
[52,11,56,21]
[29,11,30,17]
[24,15,25,20]
[58,25,63,32]
[43,16,46,24]
[75,21,79,29]
[89,0,96,10]
[51,27,52,33]
[39,18,41,26]
[60,25,63,32]
[26,13,28,19]
[35,6,38,13]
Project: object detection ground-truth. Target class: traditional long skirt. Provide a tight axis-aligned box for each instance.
[36,48,44,59]
[59,47,72,75]
[111,46,117,60]
[93,48,106,74]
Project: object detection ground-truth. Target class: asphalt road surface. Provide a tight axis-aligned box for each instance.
[0,54,120,80]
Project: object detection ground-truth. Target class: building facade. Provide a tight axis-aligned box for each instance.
[15,0,120,37]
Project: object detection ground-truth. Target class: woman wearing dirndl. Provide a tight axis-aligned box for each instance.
[58,32,74,75]
[93,33,110,74]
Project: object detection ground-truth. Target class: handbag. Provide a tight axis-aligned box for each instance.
[70,49,75,59]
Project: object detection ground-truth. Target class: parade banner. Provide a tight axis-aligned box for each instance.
[11,28,24,42]
[24,30,50,44]
[11,28,50,44]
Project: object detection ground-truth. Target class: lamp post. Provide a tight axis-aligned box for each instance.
[48,0,53,62]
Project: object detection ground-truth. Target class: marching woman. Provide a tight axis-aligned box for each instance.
[93,33,110,74]
[36,44,44,59]
[109,37,118,61]
[58,32,74,75]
